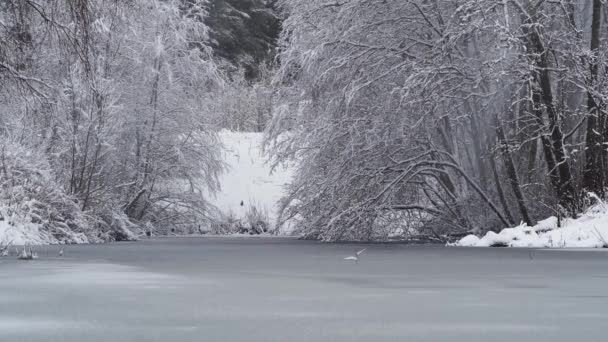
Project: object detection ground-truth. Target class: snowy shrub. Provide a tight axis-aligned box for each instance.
[0,138,91,245]
[90,210,139,242]
[244,204,270,234]
[209,210,242,235]
[210,204,271,235]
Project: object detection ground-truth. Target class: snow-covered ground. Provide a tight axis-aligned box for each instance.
[211,130,293,232]
[455,196,608,248]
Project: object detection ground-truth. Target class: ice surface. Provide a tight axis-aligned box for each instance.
[2,238,608,342]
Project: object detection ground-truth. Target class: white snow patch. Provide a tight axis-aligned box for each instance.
[0,219,88,246]
[211,130,294,233]
[457,234,481,247]
[454,198,608,248]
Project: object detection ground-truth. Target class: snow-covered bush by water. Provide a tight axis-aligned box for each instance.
[455,195,608,248]
[210,204,271,235]
[0,139,92,245]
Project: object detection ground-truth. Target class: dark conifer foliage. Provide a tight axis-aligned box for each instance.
[205,0,281,80]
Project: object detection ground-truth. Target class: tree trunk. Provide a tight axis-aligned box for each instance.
[526,138,538,182]
[496,118,532,225]
[489,151,515,226]
[521,9,577,212]
[535,52,576,211]
[465,100,488,191]
[531,89,560,190]
[583,0,604,196]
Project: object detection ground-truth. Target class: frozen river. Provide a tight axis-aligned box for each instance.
[1,237,607,341]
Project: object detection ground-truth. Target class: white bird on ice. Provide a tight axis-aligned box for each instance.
[58,248,64,257]
[344,248,367,263]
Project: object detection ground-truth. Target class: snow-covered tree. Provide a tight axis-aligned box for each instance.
[268,0,607,241]
[0,0,224,239]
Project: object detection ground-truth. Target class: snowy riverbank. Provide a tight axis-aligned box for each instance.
[454,197,608,248]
